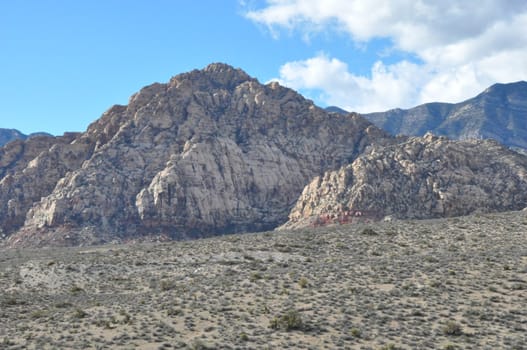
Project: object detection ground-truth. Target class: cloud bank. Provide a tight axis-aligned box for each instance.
[245,0,527,112]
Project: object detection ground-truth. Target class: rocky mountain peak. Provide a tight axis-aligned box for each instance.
[1,63,392,247]
[2,65,527,248]
[482,81,527,96]
[167,63,256,92]
[204,62,252,81]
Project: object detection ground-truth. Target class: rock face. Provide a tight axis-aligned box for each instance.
[3,64,527,247]
[363,81,527,151]
[0,132,90,238]
[283,133,527,228]
[3,63,390,246]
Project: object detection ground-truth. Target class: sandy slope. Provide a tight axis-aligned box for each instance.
[1,210,526,349]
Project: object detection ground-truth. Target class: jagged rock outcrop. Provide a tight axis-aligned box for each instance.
[0,133,91,237]
[362,81,527,151]
[0,133,82,178]
[3,63,390,246]
[283,133,527,228]
[3,64,527,247]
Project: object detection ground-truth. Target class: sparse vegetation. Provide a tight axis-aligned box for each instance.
[0,211,525,348]
[72,308,88,319]
[298,276,309,288]
[443,320,463,336]
[69,284,84,294]
[350,327,362,338]
[270,310,304,331]
[380,344,400,350]
[361,227,378,235]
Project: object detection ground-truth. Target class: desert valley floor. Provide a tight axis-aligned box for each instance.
[1,211,526,349]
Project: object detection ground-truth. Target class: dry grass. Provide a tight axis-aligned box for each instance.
[1,210,526,349]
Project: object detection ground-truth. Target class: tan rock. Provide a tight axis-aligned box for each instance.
[283,135,527,228]
[5,64,390,246]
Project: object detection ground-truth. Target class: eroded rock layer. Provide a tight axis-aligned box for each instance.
[283,133,527,228]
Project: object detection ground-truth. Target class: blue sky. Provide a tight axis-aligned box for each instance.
[2,1,527,135]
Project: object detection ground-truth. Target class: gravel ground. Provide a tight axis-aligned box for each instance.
[1,210,526,349]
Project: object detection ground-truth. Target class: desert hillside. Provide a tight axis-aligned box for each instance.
[1,210,526,349]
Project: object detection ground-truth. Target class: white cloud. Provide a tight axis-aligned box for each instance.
[274,53,427,112]
[246,0,527,111]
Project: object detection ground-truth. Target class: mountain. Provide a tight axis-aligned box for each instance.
[362,81,527,151]
[2,64,527,248]
[0,129,54,147]
[324,106,349,115]
[2,63,391,247]
[283,133,527,228]
[0,129,27,146]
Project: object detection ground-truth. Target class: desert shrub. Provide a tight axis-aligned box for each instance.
[250,272,262,281]
[443,320,463,336]
[1,297,24,307]
[2,337,15,346]
[350,328,362,338]
[167,308,184,317]
[298,277,309,288]
[54,301,73,308]
[380,344,401,350]
[190,339,213,350]
[160,280,177,291]
[361,227,378,235]
[69,285,84,295]
[119,309,132,324]
[30,309,49,319]
[270,310,303,331]
[73,308,88,319]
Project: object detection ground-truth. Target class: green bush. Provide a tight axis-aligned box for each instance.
[73,308,88,319]
[269,310,303,331]
[250,272,263,281]
[380,344,400,350]
[350,327,362,338]
[361,227,378,235]
[443,320,463,336]
[298,277,309,288]
[69,285,84,295]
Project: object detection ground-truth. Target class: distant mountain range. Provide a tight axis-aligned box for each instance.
[5,81,526,150]
[327,81,527,151]
[0,129,53,146]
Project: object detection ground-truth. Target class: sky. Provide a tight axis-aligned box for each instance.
[1,1,527,135]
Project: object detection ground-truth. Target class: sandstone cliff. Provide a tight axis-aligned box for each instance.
[0,133,89,238]
[3,63,390,246]
[283,133,527,228]
[3,64,527,247]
